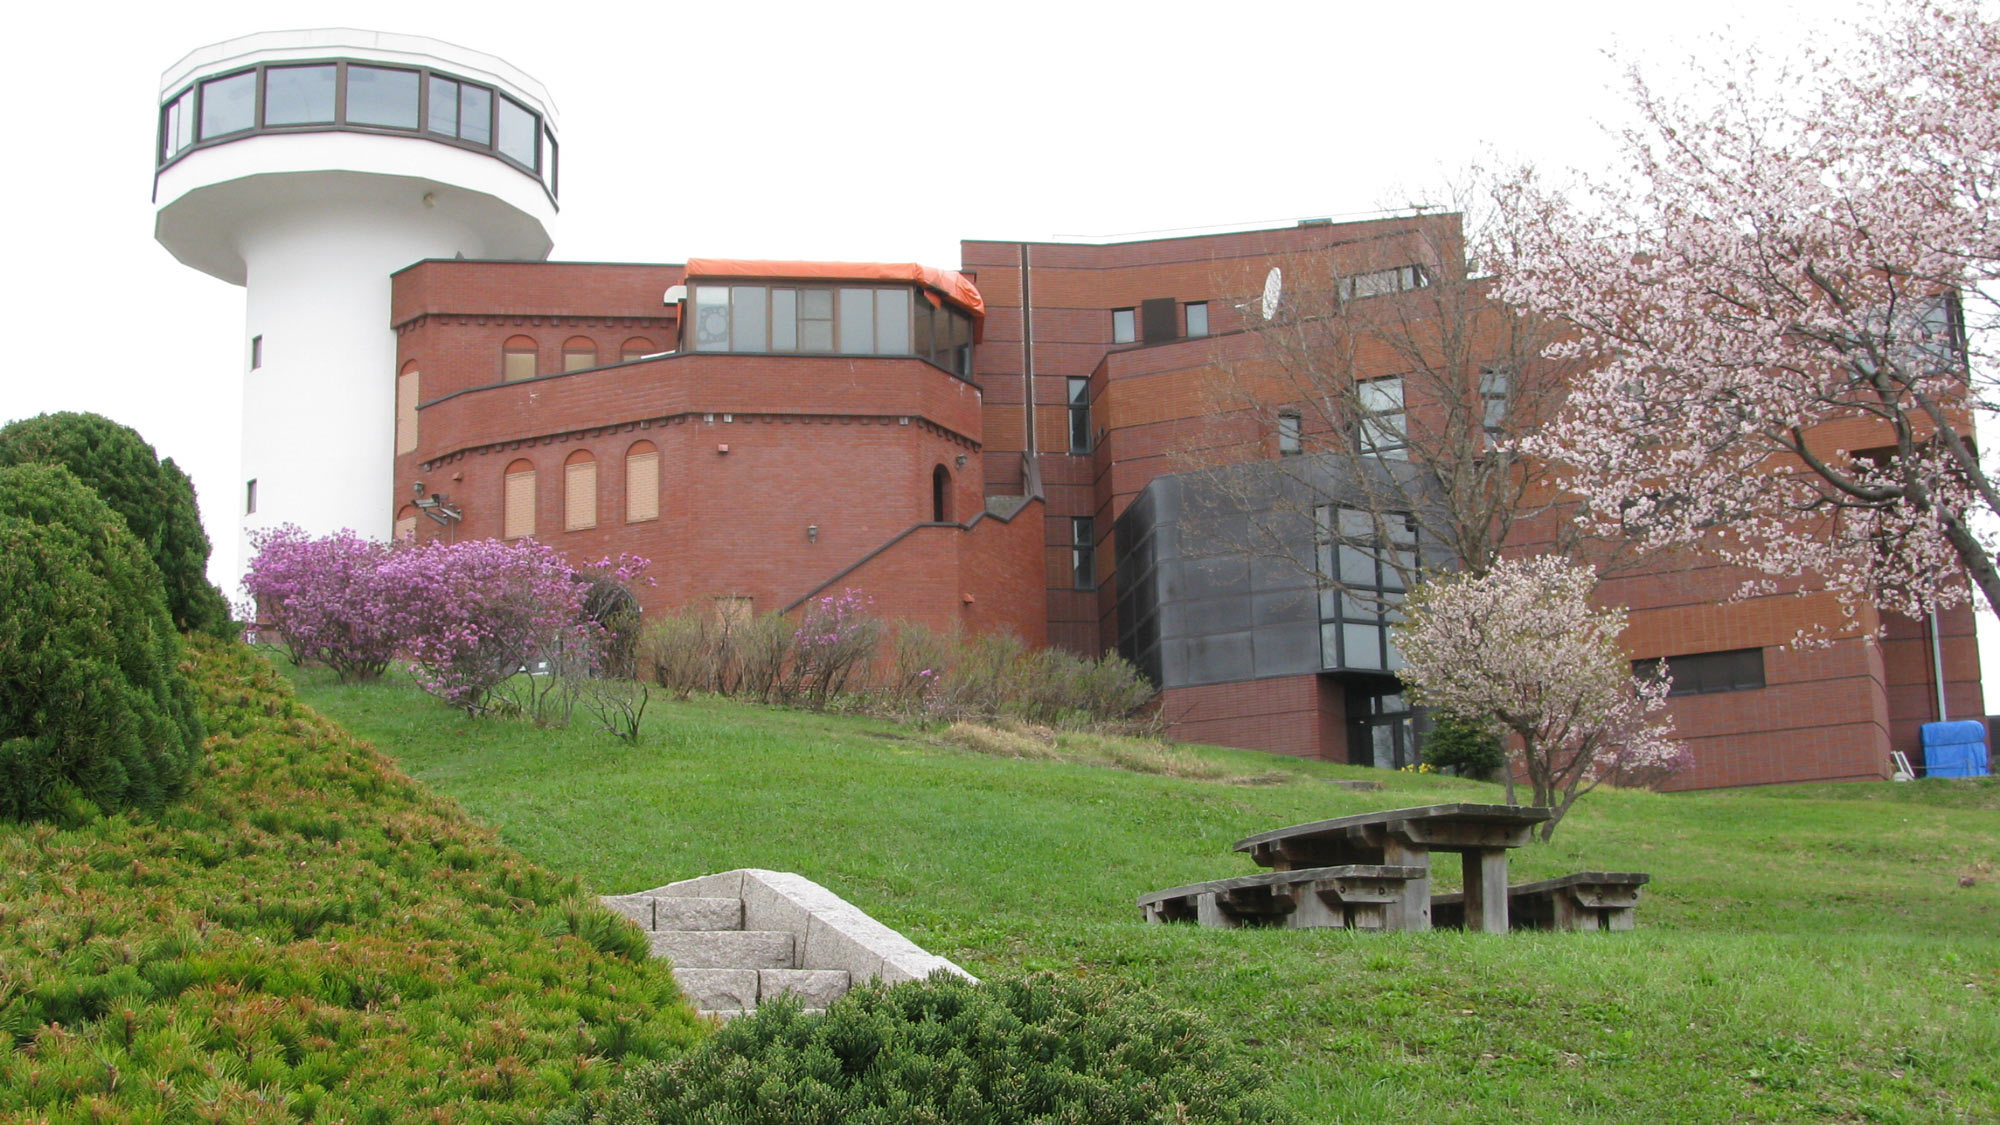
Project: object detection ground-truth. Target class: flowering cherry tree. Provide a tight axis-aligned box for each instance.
[1493,0,2000,626]
[1393,556,1688,839]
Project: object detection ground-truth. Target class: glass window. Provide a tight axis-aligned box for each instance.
[1112,308,1136,344]
[250,335,263,370]
[161,89,196,160]
[912,300,935,364]
[1358,376,1407,459]
[245,478,257,515]
[264,65,337,126]
[693,287,731,351]
[839,288,875,354]
[346,66,420,128]
[199,71,257,138]
[1315,504,1415,672]
[731,286,767,352]
[800,289,835,351]
[1073,517,1096,590]
[1186,302,1209,338]
[503,336,537,382]
[427,76,459,136]
[875,289,910,354]
[1279,411,1302,455]
[563,337,597,371]
[496,95,538,168]
[1634,648,1766,696]
[1480,366,1510,444]
[459,85,492,144]
[771,289,799,351]
[1069,377,1092,454]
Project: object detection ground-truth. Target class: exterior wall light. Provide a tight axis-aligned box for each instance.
[955,455,967,469]
[807,524,819,543]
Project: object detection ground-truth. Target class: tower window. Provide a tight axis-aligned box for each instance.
[396,363,419,455]
[250,335,263,370]
[245,478,257,515]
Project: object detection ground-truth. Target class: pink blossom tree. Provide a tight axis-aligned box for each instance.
[1393,556,1688,839]
[1492,0,2000,626]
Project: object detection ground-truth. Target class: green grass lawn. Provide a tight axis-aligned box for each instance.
[293,663,2000,1123]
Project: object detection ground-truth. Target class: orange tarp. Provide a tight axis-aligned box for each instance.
[684,258,986,321]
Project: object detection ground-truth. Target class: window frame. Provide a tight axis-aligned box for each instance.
[1112,307,1136,344]
[1356,375,1409,460]
[1634,648,1766,697]
[686,282,974,378]
[1315,505,1416,673]
[1185,301,1209,338]
[1278,410,1303,456]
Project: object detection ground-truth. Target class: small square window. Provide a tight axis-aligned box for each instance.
[1186,302,1209,338]
[1279,411,1302,455]
[1112,308,1135,344]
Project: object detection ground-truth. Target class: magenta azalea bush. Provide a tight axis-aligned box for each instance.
[242,526,403,682]
[244,527,647,713]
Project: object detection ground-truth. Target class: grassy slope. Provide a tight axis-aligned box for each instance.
[0,641,702,1124]
[297,668,2000,1124]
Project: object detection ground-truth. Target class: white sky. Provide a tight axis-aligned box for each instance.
[16,0,1993,710]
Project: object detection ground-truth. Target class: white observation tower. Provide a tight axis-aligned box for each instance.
[153,29,558,559]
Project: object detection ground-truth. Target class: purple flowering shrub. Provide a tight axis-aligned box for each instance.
[244,529,649,715]
[242,526,404,682]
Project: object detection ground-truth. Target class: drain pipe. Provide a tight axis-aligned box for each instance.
[1019,243,1037,463]
[1929,610,1949,721]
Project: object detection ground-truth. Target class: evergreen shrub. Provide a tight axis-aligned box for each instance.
[557,973,1297,1125]
[0,411,232,636]
[0,464,204,820]
[1422,714,1507,779]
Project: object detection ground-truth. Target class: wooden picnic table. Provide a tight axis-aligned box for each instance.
[1232,803,1554,933]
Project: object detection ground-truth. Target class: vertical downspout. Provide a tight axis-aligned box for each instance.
[1929,610,1950,722]
[1020,243,1037,464]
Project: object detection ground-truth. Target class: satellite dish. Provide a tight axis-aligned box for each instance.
[1260,267,1283,320]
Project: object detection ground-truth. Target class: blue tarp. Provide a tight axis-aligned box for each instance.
[1921,720,1990,779]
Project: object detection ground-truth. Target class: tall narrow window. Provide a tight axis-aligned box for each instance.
[1112,308,1136,344]
[394,509,418,542]
[562,336,597,371]
[625,440,660,523]
[564,450,597,531]
[1315,505,1416,672]
[396,362,420,455]
[245,478,257,515]
[502,336,537,382]
[250,335,263,370]
[264,65,336,126]
[503,459,536,539]
[1357,376,1408,459]
[1072,517,1096,590]
[1479,366,1510,447]
[621,337,658,362]
[1068,377,1092,454]
[932,464,952,523]
[839,288,876,353]
[1278,410,1303,455]
[1185,301,1209,338]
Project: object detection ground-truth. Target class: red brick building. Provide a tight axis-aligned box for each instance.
[385,215,1982,790]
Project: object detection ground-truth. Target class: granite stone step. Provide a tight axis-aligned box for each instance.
[671,967,758,1012]
[601,894,742,932]
[649,929,795,970]
[758,968,851,1008]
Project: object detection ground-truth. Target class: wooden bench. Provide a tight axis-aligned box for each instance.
[1139,865,1427,931]
[1431,872,1651,932]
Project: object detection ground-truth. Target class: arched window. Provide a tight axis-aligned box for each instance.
[621,336,658,362]
[396,360,420,454]
[563,336,598,372]
[932,464,952,523]
[394,504,419,543]
[503,335,538,383]
[626,439,660,523]
[564,448,598,531]
[503,458,536,539]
